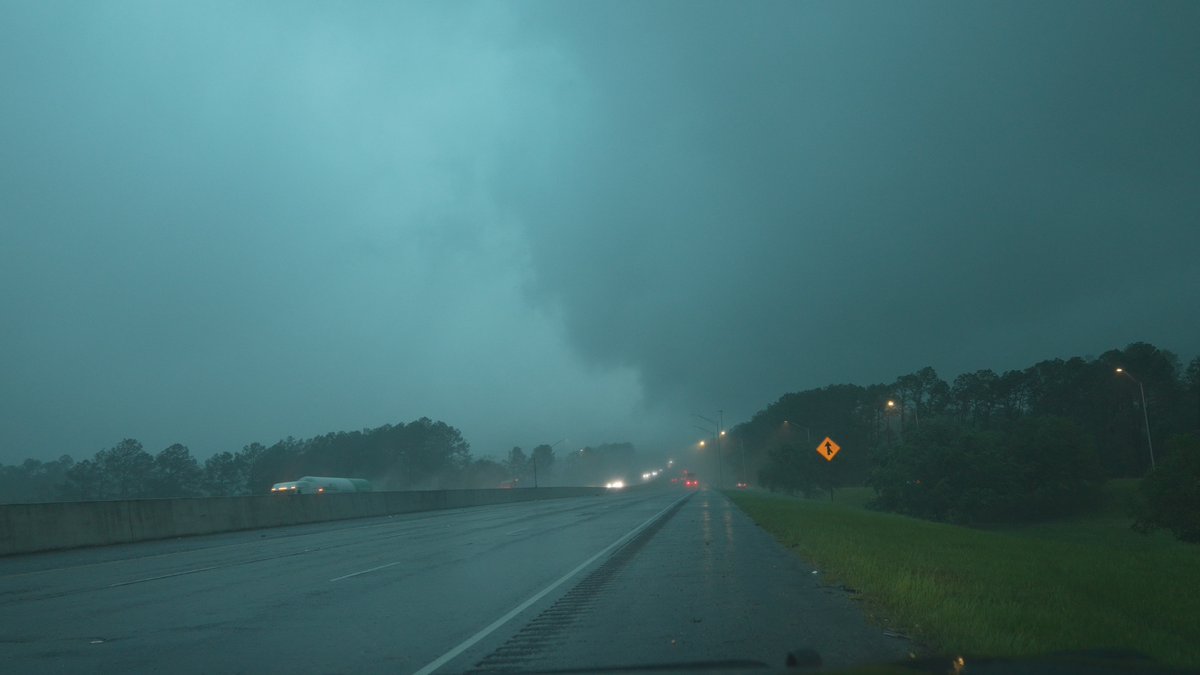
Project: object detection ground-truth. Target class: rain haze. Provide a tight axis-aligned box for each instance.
[2,0,1197,466]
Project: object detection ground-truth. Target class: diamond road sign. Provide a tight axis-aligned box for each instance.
[816,437,841,461]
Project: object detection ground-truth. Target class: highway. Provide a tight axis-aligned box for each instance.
[0,488,908,673]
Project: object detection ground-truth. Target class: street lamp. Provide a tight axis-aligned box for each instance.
[1116,368,1156,470]
[885,399,904,441]
[782,420,811,444]
[692,411,724,488]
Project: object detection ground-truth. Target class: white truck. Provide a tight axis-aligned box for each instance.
[269,476,372,494]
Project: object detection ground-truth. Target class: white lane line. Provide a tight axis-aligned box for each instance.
[107,566,219,588]
[3,496,617,581]
[411,493,688,675]
[505,528,528,535]
[330,560,404,582]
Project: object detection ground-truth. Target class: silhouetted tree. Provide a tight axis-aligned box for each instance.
[950,369,999,427]
[505,447,528,478]
[1134,433,1200,543]
[868,416,1101,524]
[0,455,74,504]
[247,438,301,494]
[400,418,471,485]
[202,451,249,496]
[1187,357,1200,431]
[61,458,103,501]
[95,439,154,499]
[531,444,556,483]
[459,457,509,489]
[150,444,203,498]
[748,342,1192,494]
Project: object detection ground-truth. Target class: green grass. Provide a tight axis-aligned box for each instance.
[831,486,875,509]
[727,485,1200,668]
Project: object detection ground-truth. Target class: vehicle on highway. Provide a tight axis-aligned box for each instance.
[269,476,372,494]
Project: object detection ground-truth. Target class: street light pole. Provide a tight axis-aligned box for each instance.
[693,412,724,489]
[717,409,724,489]
[1116,369,1156,470]
[885,400,904,443]
[1137,382,1154,470]
[783,420,811,445]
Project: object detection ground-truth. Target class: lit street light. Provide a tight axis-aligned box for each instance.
[692,411,725,488]
[884,399,905,442]
[1116,368,1156,470]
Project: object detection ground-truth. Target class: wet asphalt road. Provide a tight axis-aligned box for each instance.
[0,488,908,673]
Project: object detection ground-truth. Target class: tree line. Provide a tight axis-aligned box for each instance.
[0,417,648,503]
[730,342,1199,528]
[2,417,477,502]
[501,441,639,488]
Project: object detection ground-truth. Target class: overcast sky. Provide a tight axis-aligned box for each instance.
[2,1,1197,465]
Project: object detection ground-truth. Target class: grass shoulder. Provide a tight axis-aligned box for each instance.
[725,486,1200,669]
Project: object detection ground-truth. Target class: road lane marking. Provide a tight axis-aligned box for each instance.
[329,560,404,582]
[107,566,219,588]
[3,493,650,582]
[411,493,690,675]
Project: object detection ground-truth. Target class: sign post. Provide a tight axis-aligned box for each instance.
[815,437,841,502]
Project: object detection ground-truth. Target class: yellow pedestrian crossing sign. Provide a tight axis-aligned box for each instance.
[816,437,841,461]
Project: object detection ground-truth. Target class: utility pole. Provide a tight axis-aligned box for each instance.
[530,439,565,489]
[692,412,724,489]
[1136,381,1155,470]
[784,420,812,445]
[716,409,724,489]
[1116,369,1156,470]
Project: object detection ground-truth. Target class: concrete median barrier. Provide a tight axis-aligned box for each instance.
[0,487,607,556]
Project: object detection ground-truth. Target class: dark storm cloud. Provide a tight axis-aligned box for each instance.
[503,1,1200,418]
[1,1,1196,464]
[0,2,653,463]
